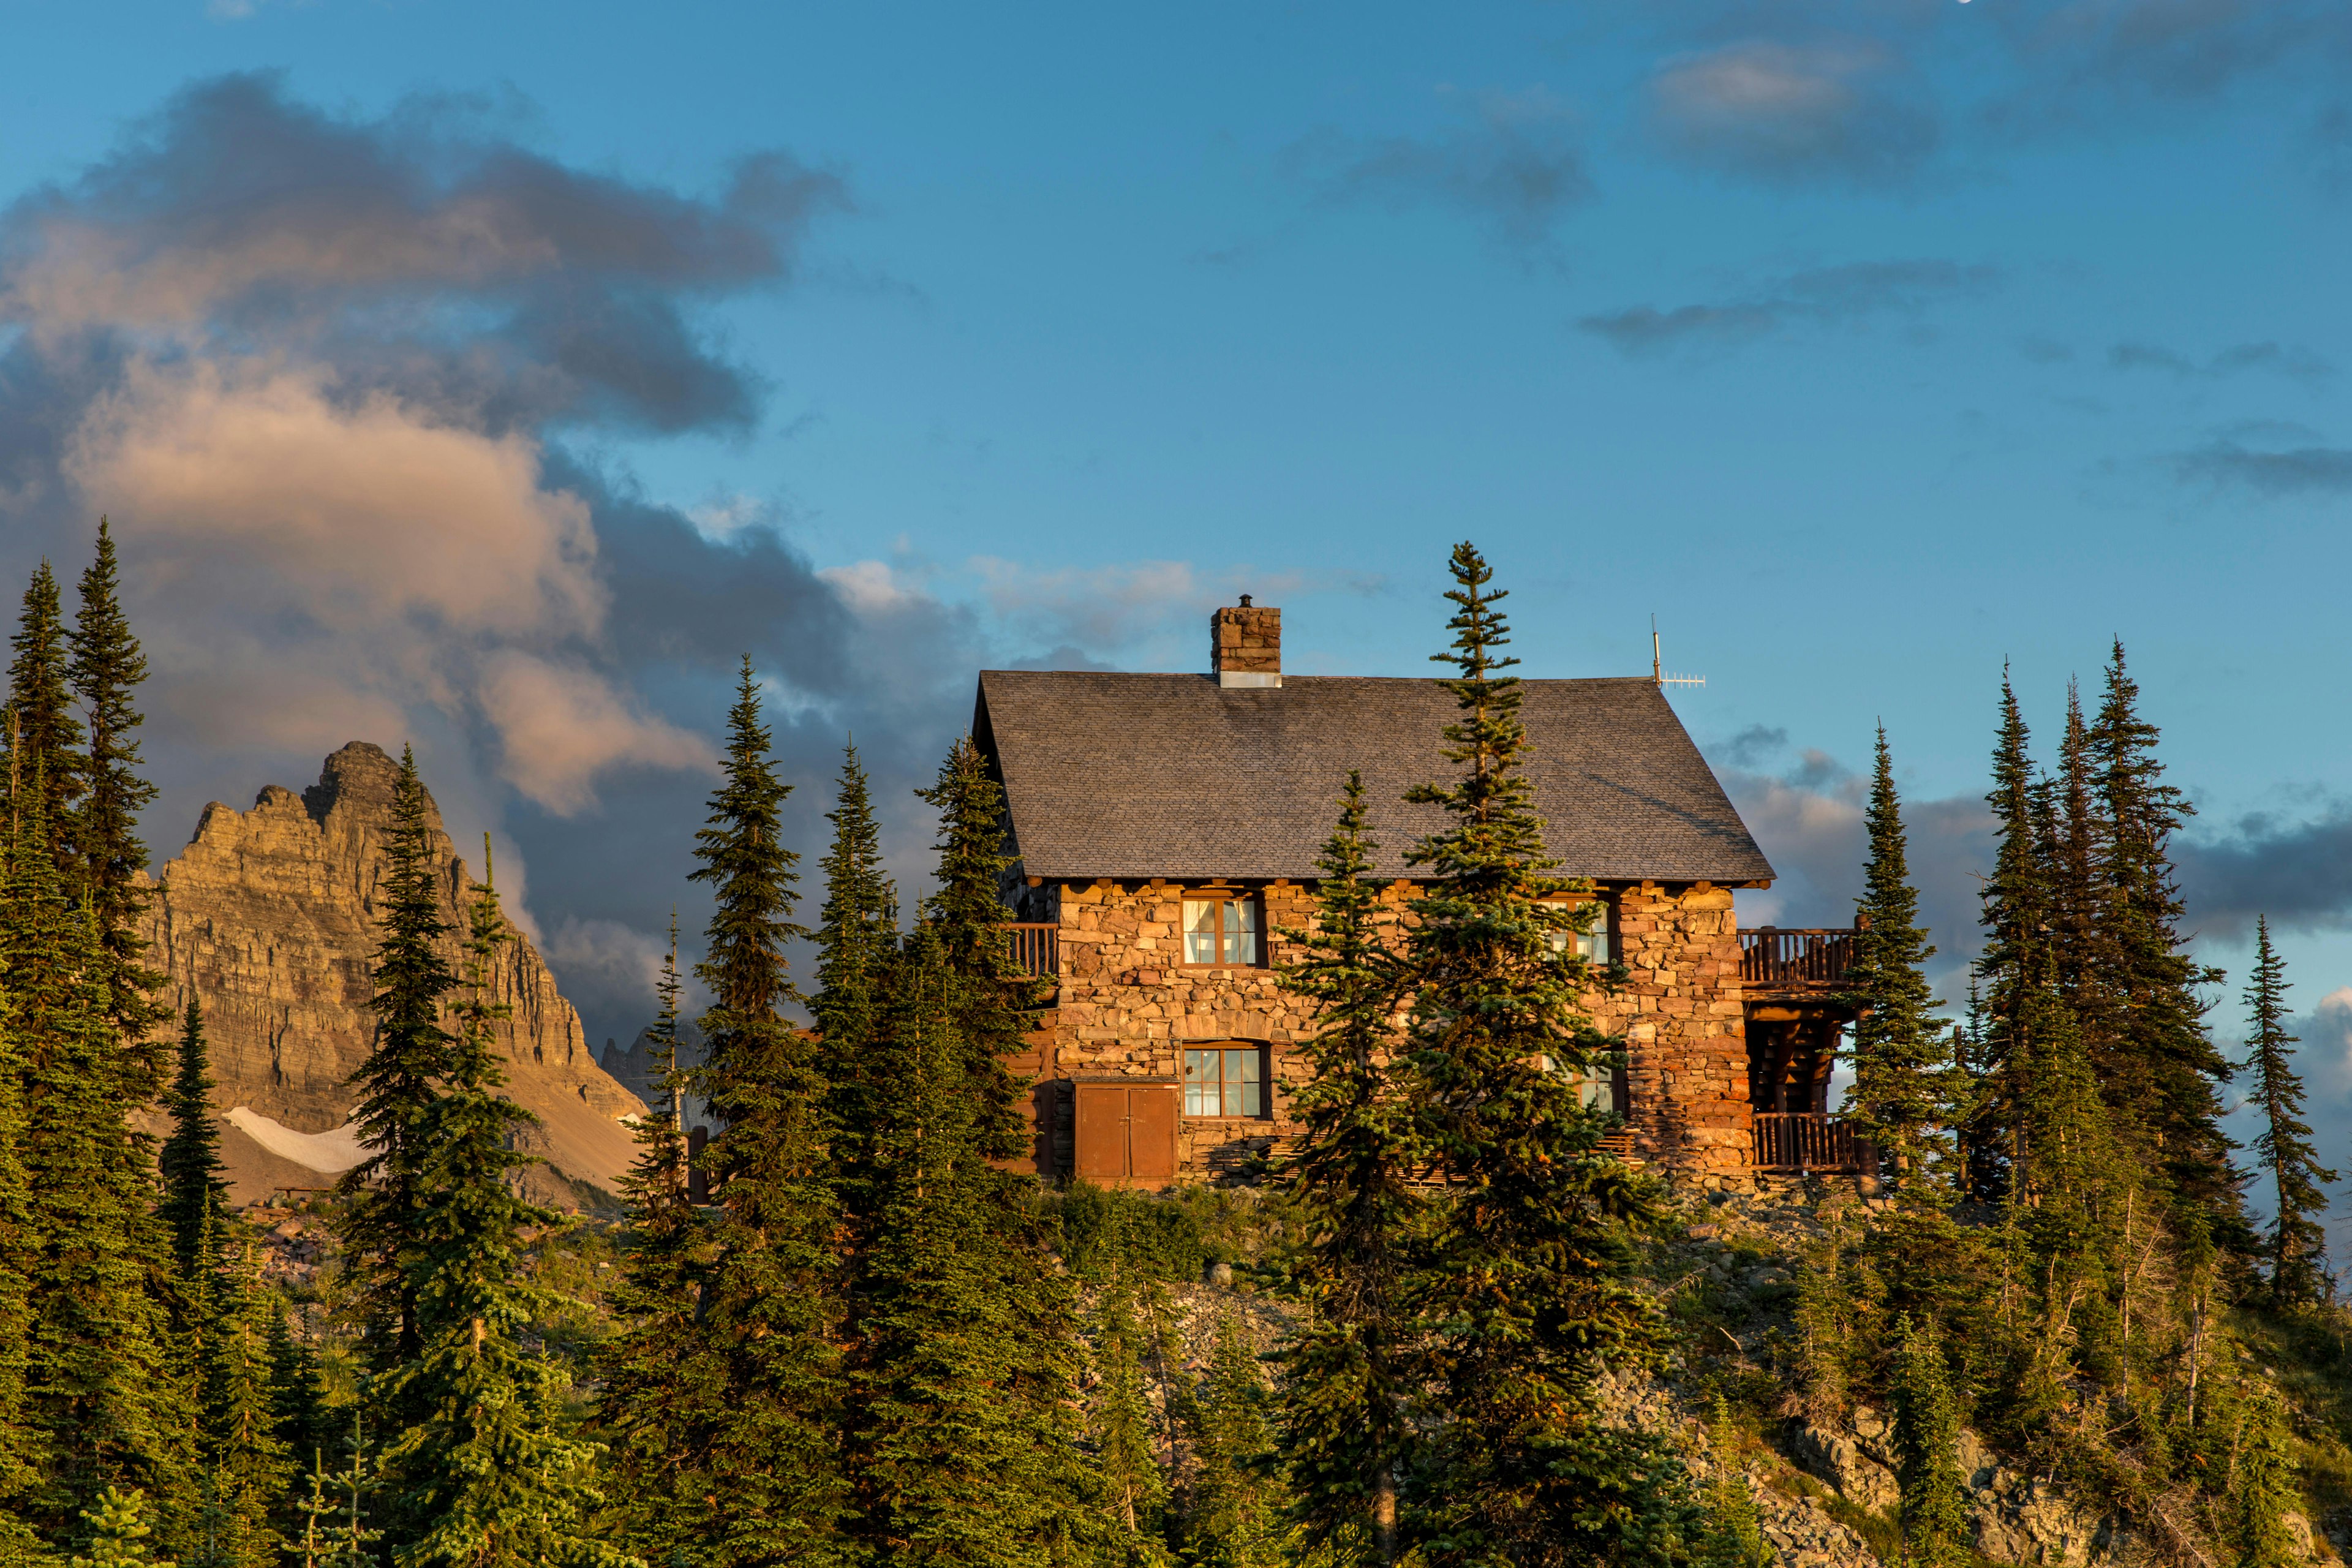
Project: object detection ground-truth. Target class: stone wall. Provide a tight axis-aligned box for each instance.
[1017,876,1751,1182]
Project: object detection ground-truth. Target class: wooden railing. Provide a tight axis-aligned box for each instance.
[1006,922,1058,978]
[1751,1112,1876,1174]
[1740,927,1858,990]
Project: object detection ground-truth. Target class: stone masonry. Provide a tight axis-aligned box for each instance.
[1016,876,1752,1182]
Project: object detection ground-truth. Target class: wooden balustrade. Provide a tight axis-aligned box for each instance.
[1740,927,1858,990]
[1751,1112,1876,1174]
[1006,922,1058,978]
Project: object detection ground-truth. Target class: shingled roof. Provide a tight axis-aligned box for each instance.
[973,671,1774,886]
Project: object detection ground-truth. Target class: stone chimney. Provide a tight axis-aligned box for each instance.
[1211,596,1281,688]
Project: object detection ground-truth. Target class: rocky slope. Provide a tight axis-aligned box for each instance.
[140,742,647,1204]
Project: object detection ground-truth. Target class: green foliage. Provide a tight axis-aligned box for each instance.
[70,1490,170,1568]
[1087,1280,1171,1563]
[374,848,624,1568]
[5,562,84,859]
[1394,543,1685,1568]
[1888,1318,1967,1568]
[159,1000,231,1302]
[1694,1400,1768,1568]
[1844,729,1960,1202]
[1268,769,1420,1567]
[813,742,897,1172]
[2239,920,2336,1309]
[1177,1318,1282,1568]
[1056,1186,1207,1286]
[196,1249,292,1568]
[335,747,454,1385]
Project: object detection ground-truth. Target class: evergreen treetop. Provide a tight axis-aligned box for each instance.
[2240,918,2336,1308]
[6,562,85,854]
[158,998,232,1295]
[337,746,456,1377]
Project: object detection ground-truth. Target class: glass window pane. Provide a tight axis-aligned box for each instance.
[1184,900,1219,965]
[1242,1068,1265,1117]
[1185,1049,1215,1115]
[1235,1048,1261,1082]
[1226,898,1258,965]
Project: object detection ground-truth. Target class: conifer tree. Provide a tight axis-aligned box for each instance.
[1395,543,1682,1568]
[263,1313,331,1526]
[375,848,622,1568]
[2089,643,2243,1239]
[159,999,232,1297]
[1695,1399,1768,1568]
[4,769,187,1528]
[1844,728,1957,1200]
[1889,1317,1967,1568]
[1272,770,1420,1567]
[6,562,85,856]
[198,1247,292,1568]
[1964,674,2043,1204]
[833,738,1093,1566]
[1089,1278,1170,1564]
[2229,1382,2300,1568]
[336,747,455,1388]
[649,658,848,1566]
[2240,919,2336,1308]
[592,919,706,1559]
[0,853,46,1558]
[1178,1317,1283,1568]
[71,1488,172,1568]
[812,742,897,1171]
[66,520,165,1091]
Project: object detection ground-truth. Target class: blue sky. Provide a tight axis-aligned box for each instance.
[2,0,2348,1223]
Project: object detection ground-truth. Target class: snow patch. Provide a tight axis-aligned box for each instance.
[224,1107,374,1174]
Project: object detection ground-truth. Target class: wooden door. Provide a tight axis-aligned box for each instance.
[1072,1079,1179,1188]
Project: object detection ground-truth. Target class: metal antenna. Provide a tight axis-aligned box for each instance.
[1651,614,1705,692]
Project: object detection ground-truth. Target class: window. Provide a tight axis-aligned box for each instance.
[1185,1046,1267,1117]
[1536,1054,1623,1115]
[1544,900,1611,967]
[1183,894,1260,967]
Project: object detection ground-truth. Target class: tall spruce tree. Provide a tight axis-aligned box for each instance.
[3,768,187,1530]
[1395,543,1683,1568]
[1272,770,1422,1567]
[1177,1316,1283,1568]
[593,918,706,1560]
[1844,728,1957,1201]
[374,848,622,1568]
[6,563,85,858]
[159,999,232,1298]
[1888,1317,1967,1568]
[655,658,849,1566]
[197,1246,291,1568]
[66,520,165,1094]
[335,746,456,1388]
[1088,1278,1171,1564]
[833,737,1094,1566]
[1964,674,2043,1204]
[812,742,897,1174]
[2240,919,2335,1308]
[2089,643,2243,1240]
[1694,1399,1767,1568]
[0,827,46,1558]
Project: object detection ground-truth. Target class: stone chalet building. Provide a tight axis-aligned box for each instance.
[977,600,1866,1191]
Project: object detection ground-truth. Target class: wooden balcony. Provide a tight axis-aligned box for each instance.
[1006,922,1058,978]
[1751,1112,1876,1175]
[1741,926,1858,997]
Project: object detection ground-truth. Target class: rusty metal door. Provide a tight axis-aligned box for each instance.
[1072,1079,1178,1188]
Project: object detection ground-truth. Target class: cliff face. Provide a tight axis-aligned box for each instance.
[140,742,647,1200]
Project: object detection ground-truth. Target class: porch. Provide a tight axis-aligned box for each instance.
[1740,926,1874,1175]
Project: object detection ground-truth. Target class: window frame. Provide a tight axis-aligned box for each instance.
[1542,892,1616,970]
[1182,1042,1272,1120]
[1178,888,1265,970]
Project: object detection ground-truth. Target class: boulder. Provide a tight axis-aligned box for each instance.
[1789,1423,1899,1513]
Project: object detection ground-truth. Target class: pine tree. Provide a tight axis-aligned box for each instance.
[66,519,165,1095]
[646,658,848,1567]
[834,738,1094,1566]
[1695,1399,1768,1568]
[6,562,86,858]
[1177,1317,1283,1568]
[1089,1278,1170,1564]
[263,1313,331,1531]
[0,837,47,1558]
[71,1488,172,1568]
[1844,728,1958,1203]
[1272,770,1421,1567]
[2229,1382,2299,1568]
[2089,643,2244,1241]
[2240,919,2336,1308]
[334,746,455,1389]
[1395,543,1684,1568]
[1889,1317,1967,1568]
[812,741,897,1175]
[374,846,622,1568]
[198,1248,292,1568]
[1963,674,2043,1204]
[159,999,232,1297]
[592,918,706,1559]
[4,768,187,1529]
